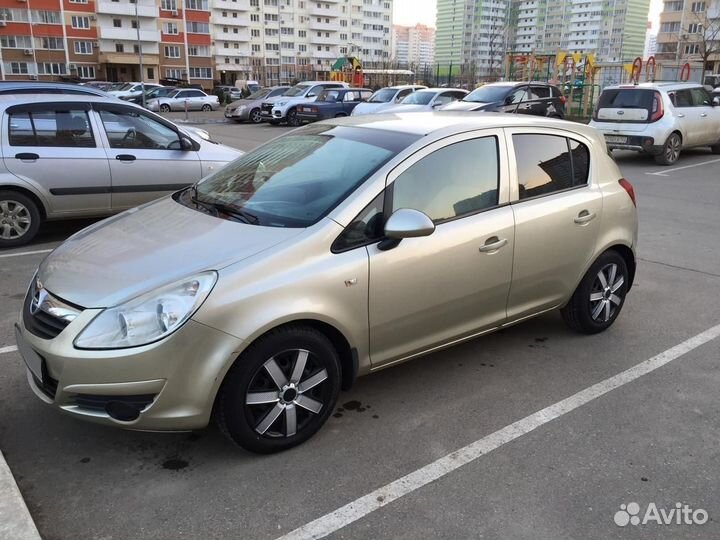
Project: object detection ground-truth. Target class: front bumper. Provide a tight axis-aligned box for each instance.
[16,308,244,431]
[225,108,249,120]
[146,102,160,112]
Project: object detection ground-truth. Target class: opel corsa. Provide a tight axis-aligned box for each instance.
[16,114,638,453]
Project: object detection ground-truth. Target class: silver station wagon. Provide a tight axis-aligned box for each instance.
[0,95,241,247]
[16,113,638,453]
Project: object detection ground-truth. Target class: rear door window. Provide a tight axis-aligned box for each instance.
[673,89,693,107]
[8,108,95,147]
[512,134,590,200]
[531,86,551,99]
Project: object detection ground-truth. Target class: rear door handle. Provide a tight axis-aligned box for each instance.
[677,113,685,118]
[116,154,136,162]
[15,152,39,161]
[479,236,508,253]
[701,113,708,117]
[574,210,596,225]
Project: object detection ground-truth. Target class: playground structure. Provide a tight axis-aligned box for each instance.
[503,51,705,120]
[329,56,364,86]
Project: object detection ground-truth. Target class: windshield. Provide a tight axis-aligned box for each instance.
[463,86,513,103]
[247,88,270,100]
[368,88,398,103]
[400,91,435,105]
[283,84,311,97]
[191,124,419,228]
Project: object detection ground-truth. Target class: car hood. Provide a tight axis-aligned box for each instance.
[38,197,303,308]
[439,100,491,111]
[352,102,395,115]
[382,104,431,113]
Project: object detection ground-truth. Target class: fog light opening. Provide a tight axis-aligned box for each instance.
[105,401,142,422]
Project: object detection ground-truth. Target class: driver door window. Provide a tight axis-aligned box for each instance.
[395,88,413,102]
[99,109,181,150]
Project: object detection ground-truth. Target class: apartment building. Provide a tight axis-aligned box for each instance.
[655,0,719,70]
[436,0,650,79]
[392,23,435,67]
[0,0,392,87]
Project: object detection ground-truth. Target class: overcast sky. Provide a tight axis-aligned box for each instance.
[393,0,662,31]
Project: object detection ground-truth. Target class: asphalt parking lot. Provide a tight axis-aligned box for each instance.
[1,120,719,540]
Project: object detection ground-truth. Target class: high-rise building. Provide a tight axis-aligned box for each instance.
[0,0,393,88]
[655,0,719,69]
[435,0,651,79]
[392,23,435,67]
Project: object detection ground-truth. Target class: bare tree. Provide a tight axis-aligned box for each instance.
[486,4,518,81]
[687,2,720,79]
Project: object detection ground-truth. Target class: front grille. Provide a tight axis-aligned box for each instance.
[32,360,58,400]
[71,394,156,413]
[261,103,273,114]
[23,281,82,340]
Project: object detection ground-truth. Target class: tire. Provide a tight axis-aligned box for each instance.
[216,325,341,453]
[0,190,41,248]
[201,104,212,112]
[710,143,720,154]
[654,132,681,165]
[249,108,263,124]
[159,104,171,113]
[335,113,347,118]
[561,250,629,335]
[286,108,301,127]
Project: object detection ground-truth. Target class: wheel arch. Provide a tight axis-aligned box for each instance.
[607,244,636,291]
[0,182,48,220]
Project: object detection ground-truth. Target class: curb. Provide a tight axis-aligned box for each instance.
[0,451,41,540]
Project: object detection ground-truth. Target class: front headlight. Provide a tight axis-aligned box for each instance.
[74,272,217,350]
[236,105,247,113]
[275,101,287,107]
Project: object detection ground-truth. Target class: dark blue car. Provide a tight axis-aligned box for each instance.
[296,88,373,123]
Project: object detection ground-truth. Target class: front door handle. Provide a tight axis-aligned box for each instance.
[677,113,685,118]
[701,113,708,117]
[479,236,508,253]
[116,154,136,162]
[15,152,39,161]
[574,210,597,225]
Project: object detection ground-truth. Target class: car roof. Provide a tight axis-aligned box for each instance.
[417,87,467,93]
[0,94,147,109]
[0,81,108,96]
[320,111,599,139]
[603,81,703,91]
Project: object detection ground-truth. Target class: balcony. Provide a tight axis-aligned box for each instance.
[96,1,158,17]
[98,52,160,65]
[98,27,161,42]
[308,19,341,32]
[215,46,251,56]
[213,27,250,41]
[211,0,250,8]
[309,5,341,17]
[309,34,338,44]
[212,14,250,26]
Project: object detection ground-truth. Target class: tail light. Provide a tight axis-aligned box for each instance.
[619,178,636,207]
[559,95,567,105]
[649,91,664,122]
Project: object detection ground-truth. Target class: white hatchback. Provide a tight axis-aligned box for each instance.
[590,82,720,165]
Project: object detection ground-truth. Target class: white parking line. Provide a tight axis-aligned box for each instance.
[0,249,52,259]
[0,451,41,540]
[0,345,17,355]
[645,157,720,177]
[275,323,720,540]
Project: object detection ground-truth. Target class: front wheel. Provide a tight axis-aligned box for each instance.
[654,133,681,165]
[201,104,212,112]
[216,325,341,453]
[286,108,301,127]
[0,190,41,248]
[561,250,629,334]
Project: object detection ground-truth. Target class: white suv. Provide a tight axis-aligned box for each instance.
[590,82,720,165]
[260,81,348,126]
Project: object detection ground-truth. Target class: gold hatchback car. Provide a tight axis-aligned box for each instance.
[16,113,638,453]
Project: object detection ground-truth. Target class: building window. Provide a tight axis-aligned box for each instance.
[189,67,212,78]
[116,43,124,52]
[187,45,210,56]
[74,41,94,55]
[186,21,210,33]
[165,45,180,58]
[163,22,179,34]
[71,15,90,29]
[147,67,154,79]
[161,0,177,10]
[113,18,122,27]
[166,68,183,79]
[0,36,33,48]
[185,0,209,10]
[7,62,30,74]
[69,0,89,3]
[78,65,96,79]
[131,20,138,29]
[32,10,62,24]
[37,62,67,75]
[40,37,64,50]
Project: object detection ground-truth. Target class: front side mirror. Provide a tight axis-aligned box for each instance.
[307,92,317,98]
[180,136,194,150]
[713,96,720,106]
[384,208,435,239]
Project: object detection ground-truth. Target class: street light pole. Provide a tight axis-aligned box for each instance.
[135,0,145,107]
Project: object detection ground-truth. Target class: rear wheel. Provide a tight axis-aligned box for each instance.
[286,108,301,127]
[654,132,681,165]
[710,142,720,154]
[159,104,171,113]
[0,190,41,248]
[561,250,629,334]
[216,325,341,453]
[249,108,263,124]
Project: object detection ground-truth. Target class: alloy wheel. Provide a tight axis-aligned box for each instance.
[0,200,31,240]
[245,349,330,438]
[589,263,625,323]
[665,134,681,163]
[250,109,262,123]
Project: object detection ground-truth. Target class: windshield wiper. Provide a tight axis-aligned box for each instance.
[207,201,260,224]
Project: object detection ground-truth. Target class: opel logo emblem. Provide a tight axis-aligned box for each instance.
[30,280,47,315]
